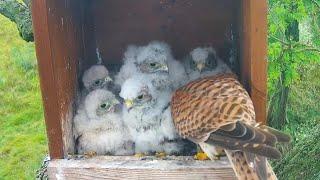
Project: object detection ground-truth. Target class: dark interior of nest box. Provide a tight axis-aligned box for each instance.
[34,0,245,158]
[80,0,241,73]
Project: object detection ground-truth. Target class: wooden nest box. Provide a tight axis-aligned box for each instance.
[32,0,267,179]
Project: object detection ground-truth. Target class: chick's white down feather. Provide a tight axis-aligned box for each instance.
[120,75,180,154]
[114,45,142,85]
[186,47,231,81]
[115,41,187,90]
[73,89,134,155]
[82,65,110,90]
[78,65,114,108]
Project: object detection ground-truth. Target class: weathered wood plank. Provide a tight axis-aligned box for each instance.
[240,0,268,124]
[48,156,236,180]
[31,0,65,159]
[32,0,84,158]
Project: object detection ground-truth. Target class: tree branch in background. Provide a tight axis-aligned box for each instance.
[0,0,33,42]
[311,0,320,11]
[22,0,31,9]
[269,35,290,46]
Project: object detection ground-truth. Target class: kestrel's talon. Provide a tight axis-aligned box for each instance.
[213,154,221,160]
[194,152,210,161]
[84,151,97,158]
[135,153,146,158]
[155,152,167,159]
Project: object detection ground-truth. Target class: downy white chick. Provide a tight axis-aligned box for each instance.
[82,65,113,91]
[115,41,187,90]
[184,47,231,81]
[119,75,182,154]
[73,89,134,155]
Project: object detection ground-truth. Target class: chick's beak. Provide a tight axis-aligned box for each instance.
[125,100,134,110]
[160,64,169,73]
[105,76,113,82]
[196,63,205,72]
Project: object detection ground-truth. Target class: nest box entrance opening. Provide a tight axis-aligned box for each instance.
[32,0,267,162]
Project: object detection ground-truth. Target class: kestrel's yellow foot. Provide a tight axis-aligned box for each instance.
[155,152,167,159]
[84,151,97,158]
[194,152,210,161]
[134,153,146,158]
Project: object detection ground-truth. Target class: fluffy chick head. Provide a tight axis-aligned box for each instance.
[188,47,218,73]
[119,75,156,111]
[123,45,142,61]
[85,89,121,119]
[135,41,171,74]
[82,65,112,91]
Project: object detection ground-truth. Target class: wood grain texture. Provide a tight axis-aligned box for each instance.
[32,0,84,158]
[31,0,64,159]
[48,156,236,180]
[240,0,268,124]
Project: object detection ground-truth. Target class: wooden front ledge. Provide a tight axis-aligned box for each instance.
[48,156,236,180]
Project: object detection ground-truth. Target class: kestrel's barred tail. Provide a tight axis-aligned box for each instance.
[171,73,291,180]
[225,151,278,180]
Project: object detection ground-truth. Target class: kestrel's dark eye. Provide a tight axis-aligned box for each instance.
[150,63,156,67]
[207,60,212,65]
[137,95,144,100]
[100,103,107,108]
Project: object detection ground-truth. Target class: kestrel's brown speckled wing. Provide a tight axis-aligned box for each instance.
[171,74,290,180]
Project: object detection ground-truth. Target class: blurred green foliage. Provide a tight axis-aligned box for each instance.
[0,14,47,179]
[268,0,320,179]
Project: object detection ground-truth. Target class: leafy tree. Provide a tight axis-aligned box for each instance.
[0,0,33,41]
[267,0,320,130]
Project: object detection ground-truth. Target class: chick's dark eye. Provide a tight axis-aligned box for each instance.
[137,95,144,100]
[100,104,107,108]
[95,80,100,85]
[150,63,156,67]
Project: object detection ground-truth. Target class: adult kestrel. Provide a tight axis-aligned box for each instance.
[171,73,290,180]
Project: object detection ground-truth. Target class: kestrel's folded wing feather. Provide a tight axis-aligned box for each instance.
[206,122,281,159]
[214,122,278,147]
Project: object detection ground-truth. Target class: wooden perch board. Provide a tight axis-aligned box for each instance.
[48,156,236,180]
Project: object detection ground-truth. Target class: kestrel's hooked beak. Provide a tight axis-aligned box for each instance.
[125,99,134,110]
[105,76,113,82]
[196,62,205,72]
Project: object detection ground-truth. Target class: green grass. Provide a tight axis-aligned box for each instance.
[0,15,47,179]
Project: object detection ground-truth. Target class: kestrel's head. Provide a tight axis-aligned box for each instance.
[188,47,218,73]
[82,65,113,91]
[85,89,121,119]
[134,41,171,74]
[120,75,156,111]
